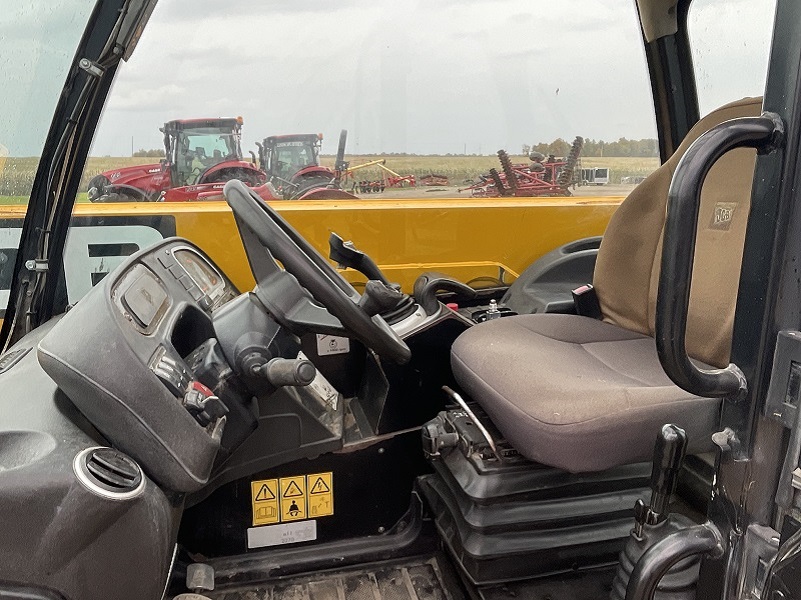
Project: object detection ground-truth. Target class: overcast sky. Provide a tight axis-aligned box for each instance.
[11,0,772,158]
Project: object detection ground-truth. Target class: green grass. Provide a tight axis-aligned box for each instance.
[0,196,29,205]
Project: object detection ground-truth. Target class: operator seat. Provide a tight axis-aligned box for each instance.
[451,97,761,472]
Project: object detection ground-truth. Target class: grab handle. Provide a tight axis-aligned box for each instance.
[656,113,783,398]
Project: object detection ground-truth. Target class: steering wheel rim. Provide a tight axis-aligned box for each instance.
[223,179,411,364]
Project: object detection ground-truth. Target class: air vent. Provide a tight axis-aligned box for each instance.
[73,447,145,500]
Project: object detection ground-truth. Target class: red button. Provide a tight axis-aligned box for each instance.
[191,381,214,397]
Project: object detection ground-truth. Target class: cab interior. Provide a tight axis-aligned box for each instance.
[0,1,798,600]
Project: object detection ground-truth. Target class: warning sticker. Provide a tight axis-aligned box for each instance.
[307,472,334,517]
[251,479,279,526]
[252,472,335,526]
[279,476,307,522]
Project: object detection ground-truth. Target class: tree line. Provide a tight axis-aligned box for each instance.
[523,138,658,158]
[132,148,166,157]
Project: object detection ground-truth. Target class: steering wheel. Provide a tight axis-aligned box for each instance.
[223,179,411,364]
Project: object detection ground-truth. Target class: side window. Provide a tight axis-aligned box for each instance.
[689,0,776,116]
[0,2,95,315]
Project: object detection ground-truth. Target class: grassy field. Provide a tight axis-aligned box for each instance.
[0,155,659,204]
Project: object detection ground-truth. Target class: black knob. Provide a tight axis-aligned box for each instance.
[648,424,688,520]
[252,358,316,387]
[358,279,405,316]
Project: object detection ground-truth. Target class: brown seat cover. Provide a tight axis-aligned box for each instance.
[451,97,761,472]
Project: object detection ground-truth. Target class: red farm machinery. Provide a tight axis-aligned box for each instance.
[87,117,265,202]
[255,130,415,198]
[348,162,416,194]
[462,136,584,197]
[255,130,358,200]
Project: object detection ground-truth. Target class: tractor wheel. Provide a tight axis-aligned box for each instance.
[488,168,507,196]
[94,192,138,203]
[93,185,150,203]
[291,175,333,199]
[87,175,110,202]
[557,136,584,187]
[497,150,517,193]
[201,167,264,186]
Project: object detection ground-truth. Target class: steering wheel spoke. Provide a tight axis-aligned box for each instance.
[224,179,411,364]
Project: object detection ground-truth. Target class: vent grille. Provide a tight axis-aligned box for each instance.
[74,447,144,499]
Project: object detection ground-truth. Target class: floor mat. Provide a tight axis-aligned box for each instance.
[477,567,616,600]
[209,555,463,600]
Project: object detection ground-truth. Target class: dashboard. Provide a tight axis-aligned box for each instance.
[38,238,251,493]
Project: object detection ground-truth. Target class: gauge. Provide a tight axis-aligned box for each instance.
[172,248,225,301]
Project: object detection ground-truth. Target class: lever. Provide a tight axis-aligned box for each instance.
[634,424,688,536]
[413,273,478,315]
[251,357,317,387]
[329,232,390,285]
[359,279,405,316]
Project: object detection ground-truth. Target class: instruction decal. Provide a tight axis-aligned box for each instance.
[251,472,335,527]
[251,479,279,526]
[307,472,334,517]
[279,476,307,522]
[316,334,350,356]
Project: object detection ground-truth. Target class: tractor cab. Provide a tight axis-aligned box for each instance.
[163,118,247,187]
[3,1,801,600]
[258,131,350,200]
[259,133,323,184]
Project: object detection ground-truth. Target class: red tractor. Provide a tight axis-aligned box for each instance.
[87,117,265,202]
[256,130,350,200]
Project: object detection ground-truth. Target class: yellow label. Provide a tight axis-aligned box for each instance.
[279,476,307,522]
[251,479,279,526]
[307,472,334,517]
[252,472,335,526]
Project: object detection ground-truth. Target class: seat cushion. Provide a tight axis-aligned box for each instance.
[451,314,721,472]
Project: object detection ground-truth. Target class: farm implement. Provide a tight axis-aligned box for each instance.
[462,136,584,197]
[348,162,417,194]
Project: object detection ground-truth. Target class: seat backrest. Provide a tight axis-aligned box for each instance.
[593,97,762,368]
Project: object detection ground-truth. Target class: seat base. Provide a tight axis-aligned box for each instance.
[418,407,650,585]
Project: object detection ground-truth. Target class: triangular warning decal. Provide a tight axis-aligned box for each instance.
[255,484,276,501]
[310,477,331,494]
[283,481,304,497]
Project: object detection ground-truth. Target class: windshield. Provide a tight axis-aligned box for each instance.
[172,127,241,185]
[271,141,319,180]
[53,0,661,312]
[0,1,96,314]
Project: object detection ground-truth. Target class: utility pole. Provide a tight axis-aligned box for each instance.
[131,136,134,157]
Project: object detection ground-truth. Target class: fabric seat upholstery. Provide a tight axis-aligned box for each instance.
[451,315,720,471]
[451,97,762,472]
